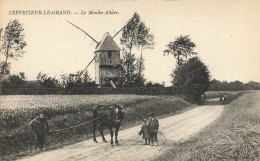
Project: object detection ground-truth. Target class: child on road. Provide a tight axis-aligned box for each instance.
[148,112,159,146]
[139,118,150,145]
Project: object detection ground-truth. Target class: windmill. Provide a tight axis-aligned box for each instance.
[67,20,129,88]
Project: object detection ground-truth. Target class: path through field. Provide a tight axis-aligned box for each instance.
[17,105,224,161]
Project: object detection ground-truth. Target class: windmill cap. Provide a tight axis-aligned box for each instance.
[95,32,120,51]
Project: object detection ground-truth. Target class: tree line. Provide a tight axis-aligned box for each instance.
[1,71,165,89]
[2,71,259,90]
[209,79,260,91]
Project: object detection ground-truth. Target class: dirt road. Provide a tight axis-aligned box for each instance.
[18,105,224,161]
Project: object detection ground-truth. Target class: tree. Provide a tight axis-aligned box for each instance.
[0,62,11,74]
[245,81,260,90]
[59,70,95,88]
[120,48,137,86]
[209,79,247,91]
[171,57,210,103]
[121,13,155,52]
[164,35,197,68]
[2,72,27,88]
[120,12,154,85]
[120,13,140,85]
[0,19,27,74]
[145,81,164,87]
[135,22,154,87]
[0,28,2,37]
[136,21,155,52]
[36,72,58,88]
[229,80,244,91]
[121,12,141,54]
[0,28,2,44]
[134,54,146,87]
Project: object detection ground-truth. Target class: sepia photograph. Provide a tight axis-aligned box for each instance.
[0,0,260,160]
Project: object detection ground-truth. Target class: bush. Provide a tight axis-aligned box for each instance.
[1,73,27,89]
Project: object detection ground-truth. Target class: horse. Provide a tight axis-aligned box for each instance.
[92,104,123,145]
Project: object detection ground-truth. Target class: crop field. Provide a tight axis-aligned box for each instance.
[0,94,172,137]
[0,94,190,160]
[0,94,158,109]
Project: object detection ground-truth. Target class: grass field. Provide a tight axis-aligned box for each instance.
[155,90,260,161]
[0,94,191,160]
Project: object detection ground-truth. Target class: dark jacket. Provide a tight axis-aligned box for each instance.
[30,116,49,134]
[149,118,159,132]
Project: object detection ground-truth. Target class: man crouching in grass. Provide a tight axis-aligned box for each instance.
[30,111,49,150]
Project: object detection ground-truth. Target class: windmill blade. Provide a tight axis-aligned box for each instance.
[66,20,98,43]
[78,57,95,77]
[112,18,134,39]
[112,25,125,39]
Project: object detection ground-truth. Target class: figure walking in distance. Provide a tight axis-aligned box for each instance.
[148,112,159,146]
[30,112,49,150]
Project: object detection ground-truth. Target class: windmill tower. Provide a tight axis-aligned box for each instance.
[66,20,129,88]
[95,33,121,87]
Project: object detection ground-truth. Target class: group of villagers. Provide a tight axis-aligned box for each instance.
[139,112,159,146]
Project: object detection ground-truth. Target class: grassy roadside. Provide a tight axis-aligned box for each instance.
[0,95,191,161]
[155,90,260,161]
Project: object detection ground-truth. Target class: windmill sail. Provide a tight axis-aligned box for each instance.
[112,17,134,39]
[66,20,98,43]
[112,26,124,39]
[78,57,95,77]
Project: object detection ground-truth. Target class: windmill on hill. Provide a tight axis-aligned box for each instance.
[66,20,129,88]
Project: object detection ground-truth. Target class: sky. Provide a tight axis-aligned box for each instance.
[0,0,260,86]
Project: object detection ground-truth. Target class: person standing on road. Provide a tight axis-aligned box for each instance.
[30,111,49,150]
[148,112,159,146]
[139,118,150,145]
